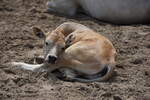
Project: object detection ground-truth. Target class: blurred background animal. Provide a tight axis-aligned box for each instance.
[47,0,150,24]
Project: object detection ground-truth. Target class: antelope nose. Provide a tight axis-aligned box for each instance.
[48,55,57,64]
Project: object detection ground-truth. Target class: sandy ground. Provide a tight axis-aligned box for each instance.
[0,0,150,100]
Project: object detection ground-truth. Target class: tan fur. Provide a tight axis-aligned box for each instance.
[44,22,116,81]
[11,22,116,82]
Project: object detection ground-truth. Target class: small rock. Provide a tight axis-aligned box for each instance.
[113,95,122,100]
[29,7,42,13]
[34,56,44,64]
[24,44,34,49]
[29,7,38,13]
[116,64,124,69]
[144,69,150,77]
[130,58,143,64]
[39,14,47,19]
[101,92,112,97]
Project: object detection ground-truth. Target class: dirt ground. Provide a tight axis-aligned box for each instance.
[0,0,150,100]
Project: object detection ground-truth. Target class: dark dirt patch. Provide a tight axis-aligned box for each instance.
[0,0,150,100]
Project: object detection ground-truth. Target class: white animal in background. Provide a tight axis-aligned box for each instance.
[47,0,150,24]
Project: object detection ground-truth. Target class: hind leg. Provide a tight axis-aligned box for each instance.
[46,0,77,16]
[10,62,47,72]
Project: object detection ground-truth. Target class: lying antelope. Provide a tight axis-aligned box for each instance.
[11,22,116,82]
[47,0,150,24]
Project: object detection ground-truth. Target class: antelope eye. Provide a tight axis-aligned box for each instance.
[62,47,65,50]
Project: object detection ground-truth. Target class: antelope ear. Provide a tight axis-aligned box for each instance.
[31,26,46,39]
